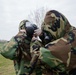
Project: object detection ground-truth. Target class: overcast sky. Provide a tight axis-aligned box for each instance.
[0,0,76,40]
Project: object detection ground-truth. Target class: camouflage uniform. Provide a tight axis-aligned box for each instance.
[30,10,76,75]
[1,20,40,75]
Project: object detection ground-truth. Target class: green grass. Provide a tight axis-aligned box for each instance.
[0,55,15,75]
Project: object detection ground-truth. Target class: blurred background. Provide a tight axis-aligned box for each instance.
[0,0,76,40]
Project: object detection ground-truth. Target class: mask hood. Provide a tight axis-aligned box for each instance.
[41,10,72,42]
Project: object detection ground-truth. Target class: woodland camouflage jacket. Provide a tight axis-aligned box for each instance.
[0,10,76,75]
[0,20,40,75]
[30,10,76,75]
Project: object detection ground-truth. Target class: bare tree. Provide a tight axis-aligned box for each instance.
[27,7,49,28]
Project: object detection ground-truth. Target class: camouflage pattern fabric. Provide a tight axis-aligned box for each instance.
[1,20,40,75]
[30,10,76,75]
[0,41,7,53]
[19,20,29,31]
[41,10,72,42]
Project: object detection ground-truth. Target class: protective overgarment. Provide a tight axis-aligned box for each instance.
[30,10,76,75]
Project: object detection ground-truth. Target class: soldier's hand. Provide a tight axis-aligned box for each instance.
[31,34,38,41]
[34,29,42,36]
[16,29,26,36]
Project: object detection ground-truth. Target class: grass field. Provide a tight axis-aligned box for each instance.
[0,55,15,75]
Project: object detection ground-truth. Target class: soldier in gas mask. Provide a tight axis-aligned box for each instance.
[30,10,76,75]
[1,20,39,75]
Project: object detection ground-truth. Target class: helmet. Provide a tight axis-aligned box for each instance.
[40,10,72,44]
[19,20,38,39]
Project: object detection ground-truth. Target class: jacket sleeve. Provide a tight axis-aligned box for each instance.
[30,38,68,74]
[1,37,19,60]
[29,40,43,75]
[1,31,26,60]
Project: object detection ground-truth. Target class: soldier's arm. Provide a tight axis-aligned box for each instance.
[28,35,43,75]
[1,30,26,60]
